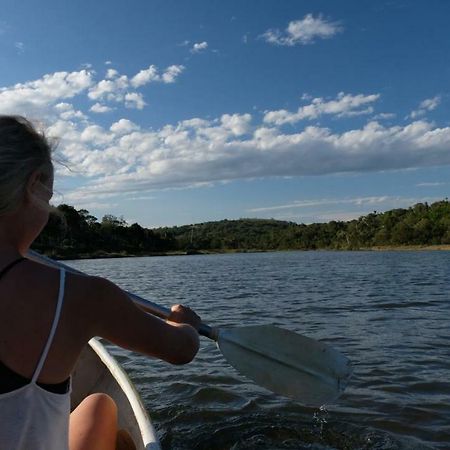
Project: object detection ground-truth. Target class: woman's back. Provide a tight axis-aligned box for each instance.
[0,257,92,384]
[0,259,75,450]
[0,255,200,450]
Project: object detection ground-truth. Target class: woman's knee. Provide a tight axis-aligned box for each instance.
[84,393,118,419]
[70,393,118,450]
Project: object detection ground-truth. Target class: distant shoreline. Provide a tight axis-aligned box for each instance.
[362,244,450,251]
[34,200,450,260]
[51,245,450,260]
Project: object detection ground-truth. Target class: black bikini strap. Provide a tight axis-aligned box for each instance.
[0,257,26,281]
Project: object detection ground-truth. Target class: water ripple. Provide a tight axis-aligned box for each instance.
[69,250,450,449]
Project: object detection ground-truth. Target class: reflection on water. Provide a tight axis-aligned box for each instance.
[69,251,450,449]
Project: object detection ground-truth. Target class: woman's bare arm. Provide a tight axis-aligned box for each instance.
[84,276,200,365]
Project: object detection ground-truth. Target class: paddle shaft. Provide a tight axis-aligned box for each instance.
[27,250,216,340]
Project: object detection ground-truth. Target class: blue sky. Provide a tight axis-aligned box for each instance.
[1,0,449,227]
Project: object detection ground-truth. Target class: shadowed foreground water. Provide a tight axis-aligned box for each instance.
[68,251,450,449]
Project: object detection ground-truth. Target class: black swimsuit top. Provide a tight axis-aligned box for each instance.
[0,258,70,395]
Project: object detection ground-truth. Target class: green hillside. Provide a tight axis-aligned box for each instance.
[32,199,450,259]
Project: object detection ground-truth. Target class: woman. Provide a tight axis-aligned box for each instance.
[0,115,201,450]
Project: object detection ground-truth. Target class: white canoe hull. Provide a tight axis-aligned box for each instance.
[71,338,161,450]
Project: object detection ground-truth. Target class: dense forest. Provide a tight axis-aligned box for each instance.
[32,200,450,259]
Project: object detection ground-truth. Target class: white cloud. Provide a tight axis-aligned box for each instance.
[180,118,211,129]
[88,79,116,101]
[191,41,208,53]
[420,96,441,111]
[54,103,72,112]
[106,69,119,79]
[416,181,446,187]
[54,102,88,121]
[87,65,183,109]
[130,65,159,88]
[264,92,380,125]
[1,68,447,204]
[130,64,185,87]
[410,95,442,118]
[372,112,396,120]
[247,195,443,223]
[51,111,450,203]
[0,70,93,116]
[110,119,139,135]
[0,64,184,119]
[248,196,393,213]
[124,92,146,109]
[90,103,113,113]
[221,113,252,135]
[81,125,113,145]
[161,65,185,83]
[88,75,129,102]
[262,14,342,46]
[127,195,155,201]
[69,201,119,210]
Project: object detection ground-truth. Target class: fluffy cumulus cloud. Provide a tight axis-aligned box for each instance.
[130,64,185,87]
[110,119,140,135]
[0,70,93,116]
[161,65,185,83]
[90,103,113,113]
[262,14,342,46]
[86,65,184,107]
[1,67,450,205]
[264,92,379,125]
[0,63,185,121]
[130,65,159,88]
[50,110,450,206]
[124,92,146,110]
[54,102,88,121]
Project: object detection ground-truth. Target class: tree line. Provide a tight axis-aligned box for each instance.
[32,200,450,259]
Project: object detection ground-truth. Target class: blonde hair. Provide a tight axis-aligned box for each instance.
[0,115,54,216]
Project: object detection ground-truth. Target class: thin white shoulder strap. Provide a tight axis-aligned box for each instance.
[32,268,66,383]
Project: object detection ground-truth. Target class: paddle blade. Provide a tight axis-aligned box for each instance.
[217,325,352,406]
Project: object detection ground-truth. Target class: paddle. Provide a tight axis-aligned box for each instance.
[27,250,353,406]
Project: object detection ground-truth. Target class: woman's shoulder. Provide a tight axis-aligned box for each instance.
[23,258,102,283]
[20,259,90,288]
[19,260,120,340]
[19,259,108,310]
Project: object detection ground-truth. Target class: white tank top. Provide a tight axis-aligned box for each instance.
[0,268,71,450]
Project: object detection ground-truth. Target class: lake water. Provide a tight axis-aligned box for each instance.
[68,251,450,449]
